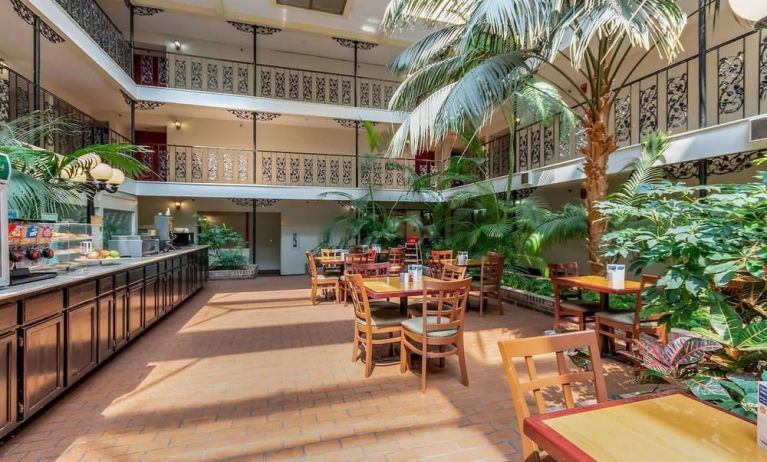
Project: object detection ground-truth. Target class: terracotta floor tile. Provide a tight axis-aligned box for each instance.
[0,277,644,462]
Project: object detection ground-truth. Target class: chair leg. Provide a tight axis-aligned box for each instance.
[439,345,445,368]
[578,313,585,331]
[310,284,317,305]
[496,292,504,315]
[364,334,373,378]
[479,293,485,317]
[352,328,360,362]
[553,308,561,330]
[420,346,428,393]
[334,282,340,303]
[400,338,408,373]
[457,339,469,387]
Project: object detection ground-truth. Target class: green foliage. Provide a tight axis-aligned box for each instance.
[0,111,148,220]
[197,215,248,270]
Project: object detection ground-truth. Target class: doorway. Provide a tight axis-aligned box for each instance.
[255,213,281,273]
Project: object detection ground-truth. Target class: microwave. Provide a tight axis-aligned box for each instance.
[109,235,159,258]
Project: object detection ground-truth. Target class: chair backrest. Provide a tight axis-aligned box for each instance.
[419,278,472,337]
[320,248,342,259]
[480,255,504,288]
[634,274,660,326]
[428,250,454,275]
[497,330,608,460]
[388,247,405,266]
[487,251,505,260]
[351,244,368,254]
[346,273,373,326]
[351,262,390,278]
[305,252,318,278]
[441,263,467,281]
[346,252,369,266]
[547,261,579,278]
[366,249,378,262]
[430,250,454,261]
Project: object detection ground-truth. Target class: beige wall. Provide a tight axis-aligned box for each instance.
[137,197,346,275]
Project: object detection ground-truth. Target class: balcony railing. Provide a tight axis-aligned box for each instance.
[55,0,132,74]
[137,144,421,189]
[478,29,767,180]
[0,65,130,152]
[134,49,400,110]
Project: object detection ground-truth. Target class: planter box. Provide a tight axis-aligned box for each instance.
[500,286,555,316]
[208,265,258,280]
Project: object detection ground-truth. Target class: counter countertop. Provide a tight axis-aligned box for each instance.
[0,246,208,302]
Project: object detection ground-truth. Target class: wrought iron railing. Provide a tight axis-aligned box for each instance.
[54,0,132,74]
[134,49,400,110]
[479,29,767,180]
[136,144,419,189]
[0,65,130,152]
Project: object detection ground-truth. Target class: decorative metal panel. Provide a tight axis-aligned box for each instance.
[718,52,745,115]
[639,85,658,136]
[191,61,203,90]
[238,155,248,183]
[343,160,353,185]
[667,74,688,129]
[303,158,313,184]
[223,66,234,93]
[289,72,299,99]
[317,159,327,184]
[614,95,631,142]
[290,158,300,183]
[543,126,555,161]
[207,64,218,91]
[175,152,187,179]
[191,152,203,180]
[262,157,273,182]
[223,154,233,181]
[330,160,340,184]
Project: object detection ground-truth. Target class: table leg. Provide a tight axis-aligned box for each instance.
[400,296,408,315]
[599,293,612,354]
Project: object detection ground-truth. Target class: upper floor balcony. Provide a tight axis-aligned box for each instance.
[134,49,400,111]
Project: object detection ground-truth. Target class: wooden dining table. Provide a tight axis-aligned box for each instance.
[456,258,482,269]
[554,275,643,311]
[523,391,758,462]
[362,276,441,314]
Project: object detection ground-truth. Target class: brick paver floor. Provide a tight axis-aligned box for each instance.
[0,276,647,462]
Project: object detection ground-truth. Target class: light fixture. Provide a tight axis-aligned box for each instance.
[728,1,767,28]
[175,201,182,211]
[174,121,182,130]
[107,168,125,185]
[78,153,101,169]
[173,40,181,51]
[90,162,113,181]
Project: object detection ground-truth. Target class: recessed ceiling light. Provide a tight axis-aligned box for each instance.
[276,0,347,15]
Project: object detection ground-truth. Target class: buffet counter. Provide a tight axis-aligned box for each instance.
[0,246,209,439]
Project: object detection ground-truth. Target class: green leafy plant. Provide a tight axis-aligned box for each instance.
[197,215,248,270]
[0,111,148,219]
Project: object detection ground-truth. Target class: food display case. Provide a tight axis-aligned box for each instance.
[8,221,104,284]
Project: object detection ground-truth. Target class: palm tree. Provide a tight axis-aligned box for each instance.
[0,111,148,219]
[382,0,688,273]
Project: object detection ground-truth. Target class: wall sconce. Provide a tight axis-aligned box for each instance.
[174,201,182,211]
[174,121,181,130]
[173,40,182,51]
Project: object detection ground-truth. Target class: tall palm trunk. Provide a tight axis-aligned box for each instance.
[580,91,617,274]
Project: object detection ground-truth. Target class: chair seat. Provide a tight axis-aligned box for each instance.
[389,265,404,273]
[316,274,338,281]
[370,300,400,311]
[356,310,408,328]
[401,316,458,338]
[595,310,657,327]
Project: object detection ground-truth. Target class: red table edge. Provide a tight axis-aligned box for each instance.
[553,276,642,295]
[523,390,755,462]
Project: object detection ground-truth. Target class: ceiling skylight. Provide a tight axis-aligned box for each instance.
[276,0,348,15]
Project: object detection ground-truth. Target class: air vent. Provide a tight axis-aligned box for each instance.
[277,0,347,15]
[520,171,532,186]
[750,115,767,142]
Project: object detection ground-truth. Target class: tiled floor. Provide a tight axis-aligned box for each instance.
[0,276,645,462]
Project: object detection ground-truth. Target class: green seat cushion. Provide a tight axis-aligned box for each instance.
[595,310,657,327]
[356,310,407,328]
[401,316,458,338]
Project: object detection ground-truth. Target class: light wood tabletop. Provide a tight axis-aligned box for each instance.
[555,275,643,295]
[524,392,758,462]
[456,259,482,268]
[362,276,441,298]
[317,257,345,266]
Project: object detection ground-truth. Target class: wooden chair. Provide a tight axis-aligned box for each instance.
[345,252,369,268]
[320,248,343,275]
[306,251,339,304]
[351,244,368,253]
[388,247,406,275]
[427,250,454,277]
[498,330,608,462]
[349,273,407,378]
[441,263,467,281]
[343,263,398,307]
[366,249,378,262]
[549,262,601,330]
[471,254,505,316]
[595,275,666,370]
[400,277,472,392]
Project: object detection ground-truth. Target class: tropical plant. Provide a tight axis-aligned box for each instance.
[197,215,248,270]
[0,111,148,219]
[382,0,691,272]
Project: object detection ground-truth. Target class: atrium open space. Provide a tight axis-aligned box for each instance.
[0,0,766,461]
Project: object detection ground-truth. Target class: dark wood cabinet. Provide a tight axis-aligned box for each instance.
[127,284,144,338]
[114,289,128,350]
[97,295,114,363]
[21,314,65,418]
[66,302,97,385]
[0,333,17,438]
[144,277,158,326]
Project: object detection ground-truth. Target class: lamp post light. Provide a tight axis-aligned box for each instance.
[61,154,126,224]
[729,0,767,28]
